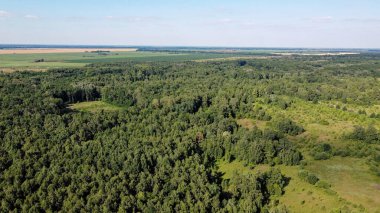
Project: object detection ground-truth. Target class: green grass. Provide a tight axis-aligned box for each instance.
[306,157,380,213]
[69,101,125,113]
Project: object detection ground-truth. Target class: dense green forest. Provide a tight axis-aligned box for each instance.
[1,53,380,212]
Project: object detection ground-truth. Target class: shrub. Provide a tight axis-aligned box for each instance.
[277,118,304,136]
[316,180,331,189]
[319,119,329,125]
[348,125,380,144]
[298,170,319,185]
[310,143,333,160]
[306,173,319,185]
[298,170,309,180]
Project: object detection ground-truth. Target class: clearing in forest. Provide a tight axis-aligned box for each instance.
[69,101,125,113]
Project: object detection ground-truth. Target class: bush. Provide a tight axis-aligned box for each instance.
[298,170,319,185]
[277,118,304,136]
[306,173,319,185]
[298,170,309,180]
[312,152,331,160]
[319,119,329,125]
[348,125,380,144]
[316,180,331,189]
[310,143,333,160]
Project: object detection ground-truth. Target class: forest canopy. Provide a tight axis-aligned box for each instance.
[1,53,380,212]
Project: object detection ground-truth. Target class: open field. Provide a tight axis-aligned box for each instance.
[237,118,268,130]
[0,51,175,70]
[0,48,137,54]
[306,157,380,212]
[0,51,240,72]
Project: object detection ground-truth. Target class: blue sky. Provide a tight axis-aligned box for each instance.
[1,0,380,48]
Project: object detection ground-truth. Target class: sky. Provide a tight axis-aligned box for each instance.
[0,0,380,48]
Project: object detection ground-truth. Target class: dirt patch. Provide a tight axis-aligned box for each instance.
[0,48,137,54]
[237,119,255,129]
[374,184,380,191]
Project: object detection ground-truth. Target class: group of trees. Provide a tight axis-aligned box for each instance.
[0,60,301,211]
[1,54,379,211]
[347,125,380,144]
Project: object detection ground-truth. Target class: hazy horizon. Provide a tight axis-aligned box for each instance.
[1,0,380,48]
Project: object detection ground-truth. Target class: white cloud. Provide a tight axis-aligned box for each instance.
[24,15,39,19]
[0,10,10,18]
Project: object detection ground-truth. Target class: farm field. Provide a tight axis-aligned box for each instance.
[0,48,137,54]
[0,49,245,72]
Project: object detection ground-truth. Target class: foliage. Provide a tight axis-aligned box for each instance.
[310,143,333,160]
[298,170,319,185]
[1,53,380,211]
[348,125,380,144]
[276,118,304,136]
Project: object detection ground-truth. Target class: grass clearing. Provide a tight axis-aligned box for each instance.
[69,101,125,113]
[237,118,268,130]
[306,157,380,212]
